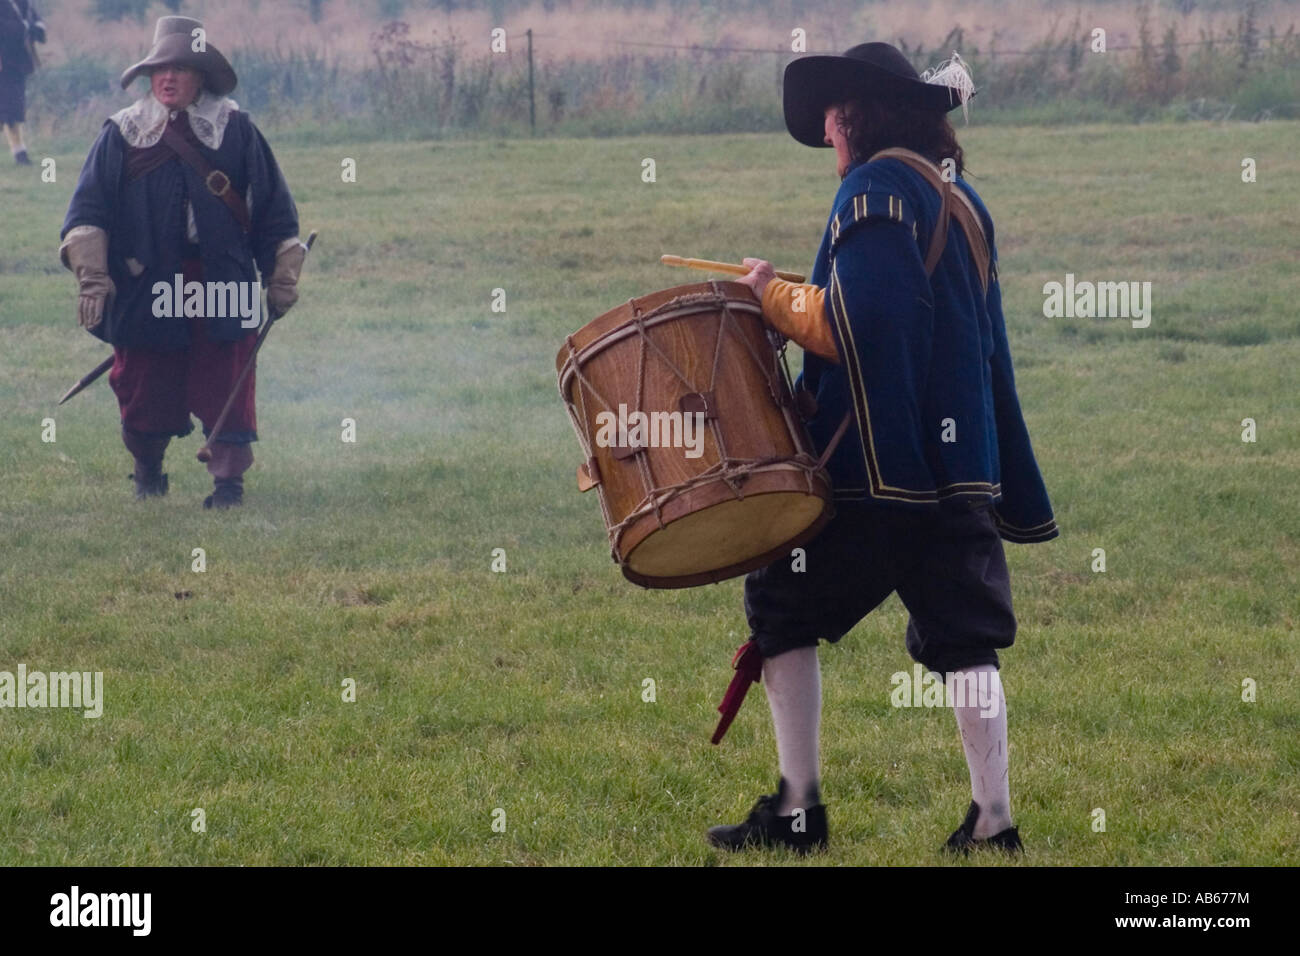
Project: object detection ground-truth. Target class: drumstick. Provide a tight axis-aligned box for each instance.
[660,254,806,284]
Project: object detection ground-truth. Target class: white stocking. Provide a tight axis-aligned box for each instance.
[763,646,821,814]
[950,665,1012,838]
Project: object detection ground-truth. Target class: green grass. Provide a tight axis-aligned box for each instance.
[1,121,1298,865]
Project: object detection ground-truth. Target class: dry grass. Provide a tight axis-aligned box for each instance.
[36,0,1299,68]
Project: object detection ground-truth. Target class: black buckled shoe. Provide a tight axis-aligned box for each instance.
[203,477,243,510]
[707,779,828,854]
[944,800,1023,856]
[129,468,169,500]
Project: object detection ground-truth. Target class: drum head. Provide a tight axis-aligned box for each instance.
[623,490,830,588]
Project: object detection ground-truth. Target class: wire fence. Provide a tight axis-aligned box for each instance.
[24,17,1300,144]
[491,23,1300,132]
[601,32,1296,56]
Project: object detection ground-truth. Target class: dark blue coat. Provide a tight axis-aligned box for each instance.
[61,108,298,350]
[799,156,1058,544]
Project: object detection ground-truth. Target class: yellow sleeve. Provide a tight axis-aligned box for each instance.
[760,278,840,363]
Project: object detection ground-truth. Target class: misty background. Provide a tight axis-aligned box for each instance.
[17,0,1300,147]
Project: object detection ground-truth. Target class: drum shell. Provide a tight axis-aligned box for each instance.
[557,282,833,587]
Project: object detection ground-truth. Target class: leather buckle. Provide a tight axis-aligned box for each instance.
[576,458,601,492]
[678,391,718,420]
[205,169,231,197]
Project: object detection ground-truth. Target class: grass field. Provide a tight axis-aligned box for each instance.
[1,121,1298,865]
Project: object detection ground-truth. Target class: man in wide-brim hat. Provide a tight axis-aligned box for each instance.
[706,43,1058,854]
[60,16,306,509]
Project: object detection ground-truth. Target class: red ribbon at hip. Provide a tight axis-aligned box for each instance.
[711,639,763,745]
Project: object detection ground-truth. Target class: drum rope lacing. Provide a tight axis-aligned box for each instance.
[560,286,829,564]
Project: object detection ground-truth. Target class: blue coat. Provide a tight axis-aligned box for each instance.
[61,108,299,350]
[799,156,1058,544]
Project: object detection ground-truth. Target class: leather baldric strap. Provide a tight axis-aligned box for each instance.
[159,123,251,233]
[869,147,992,294]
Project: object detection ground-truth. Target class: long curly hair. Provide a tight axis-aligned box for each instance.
[837,98,965,177]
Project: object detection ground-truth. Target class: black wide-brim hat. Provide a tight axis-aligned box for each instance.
[784,42,970,148]
[120,16,237,97]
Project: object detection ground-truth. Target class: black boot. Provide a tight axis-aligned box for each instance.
[707,778,828,854]
[944,800,1023,856]
[123,428,170,500]
[14,149,31,166]
[203,476,243,510]
[129,461,168,500]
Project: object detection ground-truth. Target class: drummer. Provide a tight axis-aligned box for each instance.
[707,43,1058,855]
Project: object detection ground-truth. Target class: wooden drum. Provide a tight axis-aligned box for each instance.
[556,281,834,588]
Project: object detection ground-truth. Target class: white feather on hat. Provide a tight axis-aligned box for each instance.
[921,52,976,122]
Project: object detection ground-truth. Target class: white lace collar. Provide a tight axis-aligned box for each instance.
[110,90,240,150]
